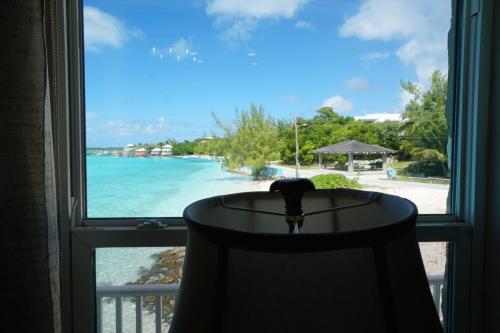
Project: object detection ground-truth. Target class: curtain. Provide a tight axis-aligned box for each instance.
[0,0,61,332]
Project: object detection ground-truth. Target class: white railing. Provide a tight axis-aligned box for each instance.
[96,275,445,333]
[96,284,179,333]
[428,274,445,319]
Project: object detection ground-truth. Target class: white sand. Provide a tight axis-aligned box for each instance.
[249,166,448,275]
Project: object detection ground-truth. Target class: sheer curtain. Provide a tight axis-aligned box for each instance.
[0,0,61,331]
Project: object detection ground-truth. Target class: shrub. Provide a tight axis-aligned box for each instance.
[405,148,448,177]
[311,174,362,190]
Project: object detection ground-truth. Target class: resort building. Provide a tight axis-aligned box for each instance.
[135,148,147,157]
[150,147,161,156]
[354,113,402,123]
[122,143,135,157]
[161,144,173,156]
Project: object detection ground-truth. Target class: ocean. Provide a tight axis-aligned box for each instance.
[87,155,254,218]
[89,156,258,332]
[90,155,262,285]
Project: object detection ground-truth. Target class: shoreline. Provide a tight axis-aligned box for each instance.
[88,156,446,275]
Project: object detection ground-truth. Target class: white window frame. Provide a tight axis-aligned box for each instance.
[49,0,496,332]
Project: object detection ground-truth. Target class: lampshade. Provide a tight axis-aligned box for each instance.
[171,180,442,333]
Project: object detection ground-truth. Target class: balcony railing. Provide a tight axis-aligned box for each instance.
[96,275,445,333]
[96,284,179,333]
[428,274,445,319]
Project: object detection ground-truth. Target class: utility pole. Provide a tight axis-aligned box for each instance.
[294,119,307,178]
[295,119,300,178]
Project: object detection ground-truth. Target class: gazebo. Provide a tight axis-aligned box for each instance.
[312,140,396,173]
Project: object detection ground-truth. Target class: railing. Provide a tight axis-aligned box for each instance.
[96,284,179,333]
[428,274,445,319]
[96,275,445,332]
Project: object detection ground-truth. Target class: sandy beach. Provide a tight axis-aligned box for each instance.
[252,165,448,275]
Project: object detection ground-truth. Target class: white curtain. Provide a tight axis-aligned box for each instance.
[0,0,61,331]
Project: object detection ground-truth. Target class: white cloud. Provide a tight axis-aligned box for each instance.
[206,0,308,18]
[396,39,447,85]
[84,6,143,52]
[103,117,167,137]
[206,0,309,45]
[339,0,451,84]
[86,112,97,119]
[322,95,353,113]
[346,76,371,91]
[295,20,312,29]
[360,51,391,62]
[218,17,257,43]
[389,88,417,113]
[394,88,416,113]
[339,1,424,41]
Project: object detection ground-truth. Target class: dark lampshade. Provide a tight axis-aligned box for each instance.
[171,182,442,333]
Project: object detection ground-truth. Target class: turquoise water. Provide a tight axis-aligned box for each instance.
[90,155,261,285]
[89,156,259,330]
[87,155,253,217]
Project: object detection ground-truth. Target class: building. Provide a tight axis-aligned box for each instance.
[354,113,402,123]
[135,148,147,157]
[122,143,135,156]
[150,147,161,156]
[161,144,173,156]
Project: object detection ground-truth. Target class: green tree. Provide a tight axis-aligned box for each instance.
[172,140,197,155]
[373,121,401,152]
[278,108,356,166]
[406,148,448,177]
[400,71,448,157]
[213,104,281,179]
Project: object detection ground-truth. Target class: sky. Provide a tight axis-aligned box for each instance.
[84,0,452,147]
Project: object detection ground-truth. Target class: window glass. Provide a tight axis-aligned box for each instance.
[96,247,184,332]
[95,243,447,331]
[84,0,453,217]
[420,242,448,321]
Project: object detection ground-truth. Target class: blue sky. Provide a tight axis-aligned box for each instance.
[84,0,451,147]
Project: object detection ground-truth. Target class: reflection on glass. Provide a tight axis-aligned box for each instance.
[84,1,453,217]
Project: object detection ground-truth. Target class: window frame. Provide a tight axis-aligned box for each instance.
[56,0,496,332]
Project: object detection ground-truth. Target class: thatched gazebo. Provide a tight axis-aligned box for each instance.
[312,140,395,173]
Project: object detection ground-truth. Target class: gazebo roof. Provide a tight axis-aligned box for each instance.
[312,140,395,155]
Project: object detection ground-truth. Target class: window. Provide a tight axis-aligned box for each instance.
[95,247,184,332]
[83,0,453,217]
[63,0,490,332]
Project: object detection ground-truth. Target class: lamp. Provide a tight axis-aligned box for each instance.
[171,179,442,332]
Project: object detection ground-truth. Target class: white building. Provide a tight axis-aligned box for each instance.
[122,143,135,156]
[161,144,173,156]
[354,113,402,123]
[150,147,161,156]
